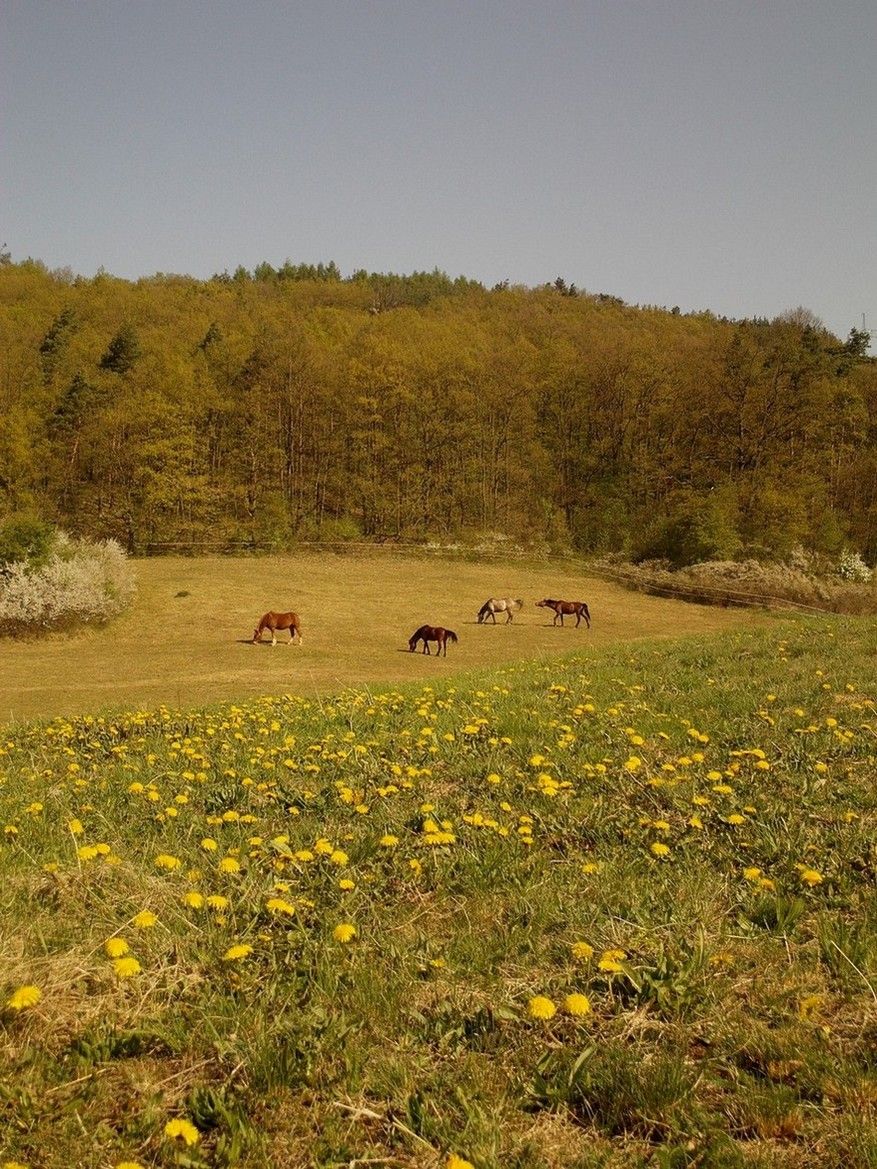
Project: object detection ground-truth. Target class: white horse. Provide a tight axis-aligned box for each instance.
[477,597,524,624]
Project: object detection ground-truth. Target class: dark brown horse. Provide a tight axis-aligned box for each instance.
[536,599,591,628]
[252,611,302,646]
[408,625,458,656]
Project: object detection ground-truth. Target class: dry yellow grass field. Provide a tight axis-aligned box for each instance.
[0,552,756,722]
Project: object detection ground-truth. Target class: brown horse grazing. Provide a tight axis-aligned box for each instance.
[536,599,591,629]
[252,611,302,646]
[477,597,524,624]
[408,625,458,656]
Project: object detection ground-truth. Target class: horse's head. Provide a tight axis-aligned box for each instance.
[252,626,261,642]
[536,599,550,608]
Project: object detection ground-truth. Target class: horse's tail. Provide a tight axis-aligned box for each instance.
[582,603,591,628]
[447,630,459,644]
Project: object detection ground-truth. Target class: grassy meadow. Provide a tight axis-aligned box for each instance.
[0,553,751,723]
[1,603,876,1168]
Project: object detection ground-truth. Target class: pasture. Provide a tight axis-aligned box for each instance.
[0,553,752,723]
[1,612,875,1168]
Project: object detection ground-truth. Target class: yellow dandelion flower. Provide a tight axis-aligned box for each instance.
[6,985,41,1010]
[650,841,670,858]
[570,941,594,961]
[219,857,241,874]
[329,849,349,866]
[104,937,130,958]
[527,995,557,1020]
[200,837,218,851]
[446,1155,475,1169]
[112,956,142,978]
[379,834,399,847]
[798,994,824,1020]
[338,878,356,891]
[164,1118,200,1145]
[115,1161,146,1169]
[206,894,229,911]
[742,867,762,882]
[799,868,823,887]
[564,993,592,1017]
[154,854,180,871]
[333,923,357,943]
[184,891,204,909]
[68,818,84,835]
[222,943,253,961]
[266,897,296,915]
[131,910,158,929]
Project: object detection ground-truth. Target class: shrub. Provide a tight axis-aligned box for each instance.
[836,549,873,583]
[0,515,56,569]
[0,532,136,635]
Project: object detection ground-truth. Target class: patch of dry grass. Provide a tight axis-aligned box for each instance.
[0,552,754,722]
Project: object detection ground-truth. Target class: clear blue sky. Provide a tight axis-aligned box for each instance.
[3,1,875,340]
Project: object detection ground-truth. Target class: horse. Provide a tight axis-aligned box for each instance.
[408,625,458,656]
[536,598,591,629]
[252,611,302,646]
[477,597,524,624]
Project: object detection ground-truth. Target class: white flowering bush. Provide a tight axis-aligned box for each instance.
[0,532,136,634]
[836,548,873,583]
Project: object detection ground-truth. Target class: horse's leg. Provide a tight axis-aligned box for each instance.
[490,610,497,623]
[506,610,513,623]
[271,628,277,646]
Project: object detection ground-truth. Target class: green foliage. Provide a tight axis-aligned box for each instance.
[98,322,141,374]
[0,514,55,568]
[2,259,875,558]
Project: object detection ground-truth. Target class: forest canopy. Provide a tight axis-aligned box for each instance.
[1,256,874,563]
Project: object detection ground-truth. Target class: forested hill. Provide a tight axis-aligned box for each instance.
[1,258,874,562]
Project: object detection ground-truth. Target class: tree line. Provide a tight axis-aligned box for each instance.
[1,256,874,564]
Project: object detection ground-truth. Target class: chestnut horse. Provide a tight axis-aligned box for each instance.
[252,611,302,646]
[477,597,524,624]
[408,625,458,656]
[536,598,591,628]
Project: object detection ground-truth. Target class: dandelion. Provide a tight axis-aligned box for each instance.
[799,867,823,887]
[112,956,142,978]
[164,1118,200,1146]
[333,923,357,943]
[200,837,218,851]
[650,841,670,858]
[131,910,158,929]
[598,949,627,973]
[6,985,41,1010]
[379,834,399,847]
[266,897,296,916]
[184,891,204,909]
[446,1155,475,1169]
[104,937,130,958]
[527,995,557,1020]
[222,943,253,961]
[206,895,229,911]
[570,941,594,961]
[219,857,241,874]
[564,993,592,1017]
[115,1162,146,1169]
[154,854,180,871]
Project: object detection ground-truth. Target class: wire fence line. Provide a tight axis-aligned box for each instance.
[135,540,838,615]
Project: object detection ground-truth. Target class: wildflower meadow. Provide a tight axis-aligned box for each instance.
[1,617,875,1168]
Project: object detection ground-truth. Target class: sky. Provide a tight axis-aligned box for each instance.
[3,1,875,341]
